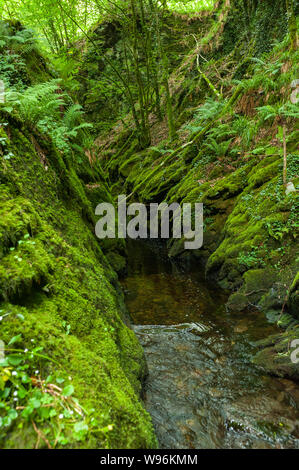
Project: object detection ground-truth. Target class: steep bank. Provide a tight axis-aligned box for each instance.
[0,22,156,448]
[77,1,299,378]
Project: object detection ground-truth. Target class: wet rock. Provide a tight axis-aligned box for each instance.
[227,292,248,311]
[252,326,299,380]
[234,323,249,334]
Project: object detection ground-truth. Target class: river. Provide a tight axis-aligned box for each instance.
[121,241,299,449]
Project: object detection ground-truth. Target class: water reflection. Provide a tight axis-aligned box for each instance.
[122,241,299,449]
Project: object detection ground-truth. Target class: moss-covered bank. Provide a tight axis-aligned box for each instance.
[0,27,157,446]
[81,1,298,379]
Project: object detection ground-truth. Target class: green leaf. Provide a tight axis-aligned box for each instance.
[29,398,41,409]
[62,384,74,397]
[22,406,34,419]
[8,408,18,420]
[39,407,51,419]
[7,355,23,366]
[8,334,22,346]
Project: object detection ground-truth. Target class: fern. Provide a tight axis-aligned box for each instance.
[0,23,37,54]
[257,103,299,122]
[193,98,226,123]
[233,74,276,93]
[250,57,283,76]
[11,80,65,126]
[205,137,232,156]
[5,79,93,157]
[207,123,236,140]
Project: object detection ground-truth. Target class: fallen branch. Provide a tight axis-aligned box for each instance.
[31,420,51,449]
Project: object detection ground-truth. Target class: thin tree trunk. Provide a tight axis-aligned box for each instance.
[283,124,287,186]
[157,4,177,142]
[286,0,298,51]
[148,0,163,121]
[163,60,177,142]
[130,0,151,147]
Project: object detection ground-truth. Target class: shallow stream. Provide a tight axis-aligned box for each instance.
[122,241,299,449]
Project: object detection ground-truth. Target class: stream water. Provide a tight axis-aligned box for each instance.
[122,241,299,449]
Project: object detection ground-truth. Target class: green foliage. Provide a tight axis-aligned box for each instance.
[204,137,232,157]
[232,117,258,150]
[185,99,227,135]
[257,103,299,123]
[0,22,39,90]
[0,332,112,447]
[250,57,284,78]
[0,109,156,449]
[10,79,64,125]
[238,247,266,270]
[166,0,215,14]
[0,22,37,54]
[3,80,93,157]
[233,74,276,94]
[0,1,97,52]
[194,98,226,123]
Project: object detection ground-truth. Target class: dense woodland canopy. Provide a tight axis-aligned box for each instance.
[0,0,298,450]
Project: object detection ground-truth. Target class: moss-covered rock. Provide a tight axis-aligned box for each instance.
[288,272,299,320]
[253,325,299,381]
[77,0,299,381]
[0,109,156,448]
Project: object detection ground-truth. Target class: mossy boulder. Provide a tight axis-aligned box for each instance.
[227,292,248,312]
[253,325,299,381]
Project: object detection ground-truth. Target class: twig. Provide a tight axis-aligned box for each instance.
[31,420,52,449]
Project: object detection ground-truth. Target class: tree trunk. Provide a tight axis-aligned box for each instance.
[286,0,298,51]
[157,3,177,142]
[282,124,287,186]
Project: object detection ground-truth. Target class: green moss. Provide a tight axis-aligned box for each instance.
[252,325,299,380]
[106,251,127,275]
[288,271,299,319]
[247,158,281,189]
[0,111,157,448]
[226,292,248,312]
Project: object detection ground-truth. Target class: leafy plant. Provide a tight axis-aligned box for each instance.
[4,80,93,157]
[257,103,299,185]
[204,137,232,156]
[0,334,112,447]
[238,247,266,269]
[193,98,226,123]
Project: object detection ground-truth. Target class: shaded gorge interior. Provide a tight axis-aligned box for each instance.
[0,0,298,449]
